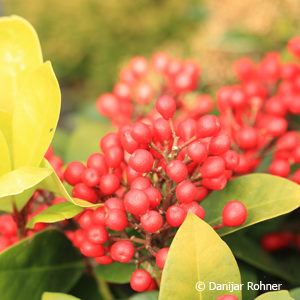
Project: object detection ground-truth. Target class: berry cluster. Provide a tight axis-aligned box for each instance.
[65,93,247,292]
[96,53,212,126]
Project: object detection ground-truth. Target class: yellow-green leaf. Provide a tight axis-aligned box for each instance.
[201,174,300,236]
[0,130,11,175]
[39,159,103,208]
[0,110,12,154]
[255,290,294,300]
[159,213,241,300]
[13,61,61,168]
[42,292,80,300]
[26,202,83,229]
[0,15,43,114]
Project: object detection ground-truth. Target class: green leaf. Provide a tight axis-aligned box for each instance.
[69,274,103,300]
[42,292,80,300]
[159,213,241,300]
[39,158,102,208]
[13,61,61,169]
[239,262,258,300]
[0,130,11,175]
[201,174,300,236]
[0,229,84,300]
[290,287,300,299]
[94,262,136,284]
[254,290,293,300]
[0,16,42,114]
[66,119,112,163]
[26,202,83,229]
[224,234,300,285]
[129,291,159,300]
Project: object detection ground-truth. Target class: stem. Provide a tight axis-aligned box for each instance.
[150,141,168,162]
[177,136,197,152]
[109,236,146,244]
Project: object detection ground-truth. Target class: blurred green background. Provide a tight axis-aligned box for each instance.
[3,0,300,161]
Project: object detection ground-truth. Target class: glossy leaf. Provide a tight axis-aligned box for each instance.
[26,202,83,229]
[159,213,241,300]
[13,61,61,168]
[42,292,80,300]
[0,110,12,151]
[201,174,300,236]
[129,291,159,300]
[255,291,293,300]
[0,229,84,300]
[0,130,11,175]
[94,262,136,284]
[224,234,300,285]
[0,15,42,114]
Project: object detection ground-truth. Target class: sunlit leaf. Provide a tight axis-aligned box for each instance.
[159,213,241,300]
[42,292,80,300]
[254,290,293,300]
[0,130,11,175]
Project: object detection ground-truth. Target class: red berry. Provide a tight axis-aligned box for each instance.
[276,131,299,151]
[126,166,142,184]
[113,82,131,101]
[144,186,161,208]
[153,118,172,141]
[197,115,220,138]
[72,183,98,203]
[209,134,231,155]
[120,129,139,154]
[111,241,134,263]
[176,180,197,203]
[177,119,197,141]
[130,56,149,77]
[131,122,152,144]
[155,95,176,119]
[261,233,289,252]
[64,161,86,186]
[156,248,169,269]
[222,201,247,227]
[104,197,125,211]
[135,81,154,104]
[287,37,300,58]
[222,150,240,170]
[151,51,169,72]
[166,205,187,227]
[87,153,108,176]
[181,202,205,219]
[100,133,121,153]
[236,127,258,149]
[87,225,108,244]
[78,210,93,230]
[73,230,86,248]
[0,215,17,237]
[95,256,114,265]
[92,207,106,225]
[80,240,105,257]
[131,177,151,190]
[130,269,152,292]
[105,209,128,231]
[265,117,287,137]
[129,149,154,173]
[216,295,239,300]
[200,156,225,178]
[81,168,100,187]
[104,146,124,168]
[202,174,227,191]
[187,142,207,162]
[140,210,163,233]
[99,174,120,195]
[166,160,188,183]
[269,159,290,177]
[0,236,11,252]
[124,189,150,215]
[96,93,119,118]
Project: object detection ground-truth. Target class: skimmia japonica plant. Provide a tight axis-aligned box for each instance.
[0,16,299,300]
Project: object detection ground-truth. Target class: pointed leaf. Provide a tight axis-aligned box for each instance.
[255,291,293,300]
[0,229,84,300]
[42,292,80,300]
[26,202,83,229]
[13,62,61,168]
[159,213,241,300]
[201,174,300,236]
[0,15,42,114]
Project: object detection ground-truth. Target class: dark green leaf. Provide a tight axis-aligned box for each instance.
[239,262,258,300]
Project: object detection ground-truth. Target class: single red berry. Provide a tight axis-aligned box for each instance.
[229,86,247,109]
[269,159,290,177]
[100,133,121,153]
[64,161,86,186]
[176,180,197,203]
[131,122,152,144]
[180,202,205,219]
[0,215,17,237]
[216,295,239,300]
[72,183,98,203]
[104,197,125,211]
[144,186,161,208]
[130,56,149,77]
[187,141,207,162]
[200,156,225,178]
[287,37,300,58]
[140,210,163,233]
[81,168,100,187]
[96,93,119,118]
[131,177,151,190]
[153,118,172,141]
[130,269,152,292]
[113,81,131,101]
[87,153,108,177]
[222,150,240,170]
[104,146,124,168]
[95,255,114,265]
[92,207,106,225]
[134,81,154,104]
[236,127,259,149]
[222,201,247,227]
[202,174,227,191]
[276,131,299,151]
[73,230,86,248]
[87,225,108,244]
[177,119,197,142]
[156,247,169,269]
[99,174,120,195]
[111,241,135,263]
[105,209,128,231]
[195,186,209,202]
[80,240,105,257]
[126,166,142,184]
[129,149,154,173]
[265,116,287,137]
[155,95,176,119]
[209,134,231,155]
[124,189,150,215]
[146,278,158,291]
[120,129,139,154]
[151,51,169,72]
[197,115,220,138]
[261,233,290,252]
[166,160,188,183]
[166,205,187,227]
[192,95,214,115]
[78,210,94,230]
[0,236,11,252]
